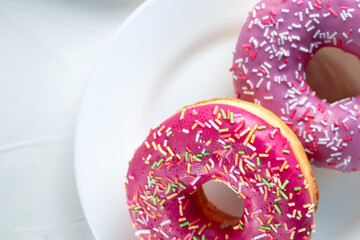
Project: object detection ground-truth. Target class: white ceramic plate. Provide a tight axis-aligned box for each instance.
[75,0,360,239]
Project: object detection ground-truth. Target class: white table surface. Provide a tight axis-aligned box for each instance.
[0,0,142,239]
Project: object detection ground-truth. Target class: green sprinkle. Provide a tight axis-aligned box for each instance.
[202,235,206,240]
[272,129,278,135]
[283,149,290,154]
[195,154,203,157]
[275,223,281,227]
[172,187,176,192]
[186,151,189,161]
[274,197,282,202]
[220,109,227,119]
[151,162,157,169]
[132,209,139,213]
[193,155,202,162]
[279,190,288,200]
[171,183,178,187]
[262,178,271,188]
[230,112,234,124]
[179,183,187,189]
[219,128,229,133]
[153,198,157,205]
[298,174,304,178]
[166,131,173,137]
[165,184,171,194]
[238,150,245,154]
[180,109,186,120]
[260,226,271,230]
[296,216,301,220]
[180,221,189,227]
[274,204,282,214]
[232,185,238,190]
[258,126,266,130]
[223,145,232,149]
[294,187,301,192]
[157,158,164,166]
[238,223,243,230]
[257,157,261,166]
[307,231,310,236]
[193,237,198,240]
[281,180,289,189]
[204,152,211,156]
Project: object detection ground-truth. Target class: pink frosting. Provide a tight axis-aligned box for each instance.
[232,0,360,172]
[126,102,315,240]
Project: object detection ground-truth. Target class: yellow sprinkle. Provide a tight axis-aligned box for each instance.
[298,228,306,233]
[217,113,221,119]
[246,163,254,172]
[250,134,256,144]
[166,146,175,156]
[304,184,309,189]
[259,154,269,158]
[239,127,251,137]
[290,193,293,199]
[145,160,150,164]
[267,215,274,224]
[153,132,157,140]
[228,137,235,143]
[189,225,199,230]
[145,141,150,149]
[213,106,219,115]
[206,140,211,146]
[215,118,222,125]
[239,192,246,199]
[223,165,229,173]
[187,163,191,174]
[250,153,257,159]
[276,187,280,196]
[239,158,245,175]
[265,146,272,153]
[176,153,181,159]
[204,165,209,173]
[167,193,178,199]
[152,142,158,150]
[285,165,289,169]
[243,124,257,146]
[192,123,198,130]
[256,216,264,224]
[178,217,187,222]
[270,224,278,233]
[157,144,167,155]
[290,231,295,239]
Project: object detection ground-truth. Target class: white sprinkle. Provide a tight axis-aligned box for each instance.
[135,230,151,236]
[279,64,287,70]
[254,233,268,240]
[264,96,274,100]
[208,120,219,130]
[256,78,264,88]
[282,9,289,13]
[307,26,315,32]
[313,29,321,38]
[160,220,171,226]
[247,143,256,151]
[191,176,201,186]
[218,139,226,145]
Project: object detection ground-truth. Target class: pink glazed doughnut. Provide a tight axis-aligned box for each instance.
[232,0,360,172]
[126,98,318,240]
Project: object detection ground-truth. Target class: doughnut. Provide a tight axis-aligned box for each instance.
[126,98,318,240]
[231,0,360,172]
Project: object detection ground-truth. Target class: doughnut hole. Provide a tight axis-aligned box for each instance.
[196,180,244,226]
[306,47,360,103]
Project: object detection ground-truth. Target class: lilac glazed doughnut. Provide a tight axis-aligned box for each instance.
[231,0,360,172]
[126,98,318,240]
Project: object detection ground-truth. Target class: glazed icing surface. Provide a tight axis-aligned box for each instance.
[126,102,315,240]
[232,0,360,172]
